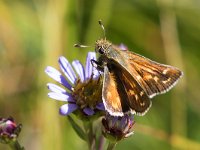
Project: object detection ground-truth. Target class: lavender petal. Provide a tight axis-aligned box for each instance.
[45,66,72,90]
[48,92,74,102]
[121,117,128,129]
[83,107,95,116]
[59,104,78,115]
[118,44,128,51]
[47,83,66,93]
[92,64,100,80]
[72,60,85,82]
[59,56,77,84]
[85,52,96,80]
[110,116,118,127]
[96,103,105,111]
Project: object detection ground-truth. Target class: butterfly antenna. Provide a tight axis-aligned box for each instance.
[98,20,106,39]
[74,44,91,48]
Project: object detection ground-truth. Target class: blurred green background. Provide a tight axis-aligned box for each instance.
[0,0,200,149]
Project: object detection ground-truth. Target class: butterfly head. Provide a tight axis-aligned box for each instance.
[95,39,112,55]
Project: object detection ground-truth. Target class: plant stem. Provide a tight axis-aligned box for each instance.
[84,121,96,150]
[98,135,105,150]
[107,142,117,150]
[9,140,24,150]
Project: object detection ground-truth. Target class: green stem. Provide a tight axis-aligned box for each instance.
[98,135,105,150]
[107,142,117,150]
[84,121,96,150]
[9,140,24,150]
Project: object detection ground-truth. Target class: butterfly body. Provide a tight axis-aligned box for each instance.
[95,39,183,116]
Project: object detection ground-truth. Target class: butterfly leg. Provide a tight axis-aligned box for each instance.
[91,59,104,80]
[91,59,104,71]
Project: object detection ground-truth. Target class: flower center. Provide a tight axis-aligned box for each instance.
[72,77,103,110]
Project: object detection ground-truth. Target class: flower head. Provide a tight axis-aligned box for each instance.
[0,117,22,144]
[102,113,135,142]
[45,52,105,118]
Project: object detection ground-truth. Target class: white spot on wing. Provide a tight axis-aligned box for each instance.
[162,78,171,84]
[153,76,159,82]
[136,75,142,80]
[145,75,152,79]
[129,89,135,95]
[130,101,152,116]
[135,95,138,101]
[148,74,183,98]
[163,68,169,75]
[140,91,144,96]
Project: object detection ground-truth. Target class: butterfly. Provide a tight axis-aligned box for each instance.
[92,21,183,116]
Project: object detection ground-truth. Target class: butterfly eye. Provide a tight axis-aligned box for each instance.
[99,48,104,54]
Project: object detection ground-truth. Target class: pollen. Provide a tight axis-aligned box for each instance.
[72,78,103,110]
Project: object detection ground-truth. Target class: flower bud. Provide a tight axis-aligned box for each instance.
[102,113,134,142]
[0,117,22,144]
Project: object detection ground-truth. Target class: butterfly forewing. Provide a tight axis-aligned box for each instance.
[119,50,183,98]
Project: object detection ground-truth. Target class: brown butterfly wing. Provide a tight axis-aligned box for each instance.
[102,63,151,116]
[102,65,124,116]
[116,64,152,115]
[120,50,183,98]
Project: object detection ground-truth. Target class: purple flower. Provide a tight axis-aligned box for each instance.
[118,44,128,51]
[0,117,22,144]
[102,113,134,141]
[45,52,105,117]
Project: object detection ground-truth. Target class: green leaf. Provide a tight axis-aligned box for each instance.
[67,115,87,141]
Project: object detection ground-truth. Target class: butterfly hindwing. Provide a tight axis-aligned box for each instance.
[118,66,152,115]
